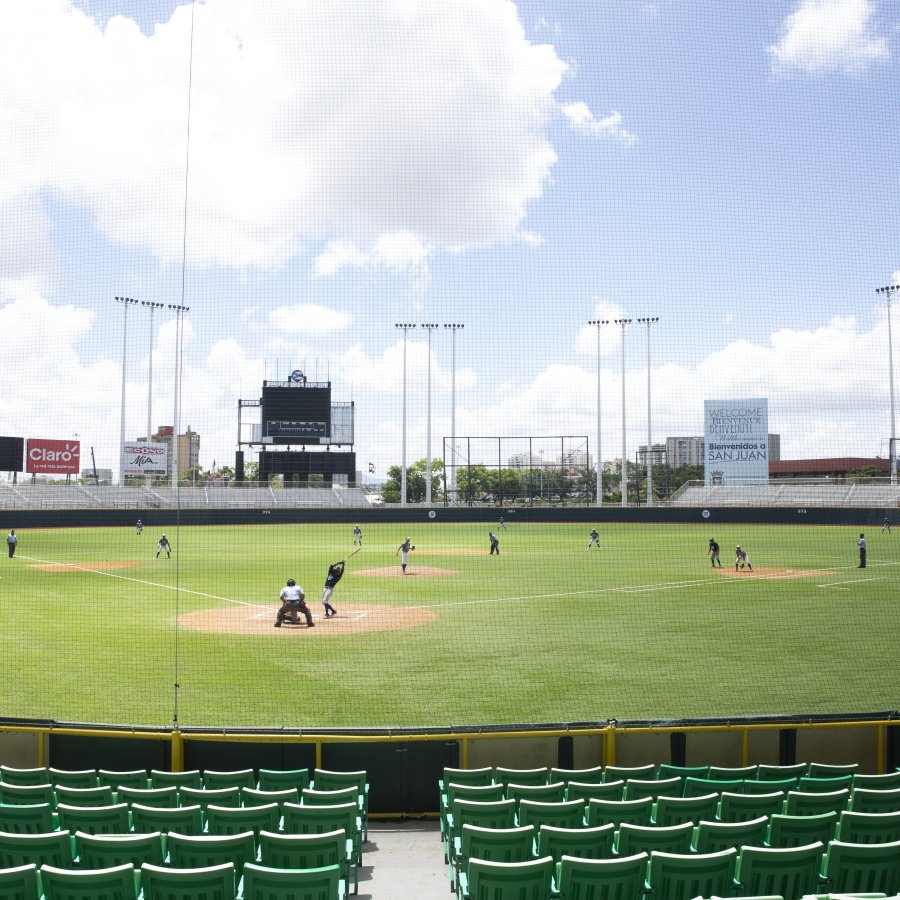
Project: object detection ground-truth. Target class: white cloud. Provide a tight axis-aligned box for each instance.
[768,0,889,74]
[268,304,351,335]
[575,300,627,356]
[314,231,430,279]
[562,103,637,147]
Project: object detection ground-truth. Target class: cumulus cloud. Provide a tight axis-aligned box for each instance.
[314,232,430,280]
[768,0,889,74]
[267,304,351,335]
[562,103,637,147]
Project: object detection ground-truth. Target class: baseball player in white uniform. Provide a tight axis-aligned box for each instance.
[396,536,413,573]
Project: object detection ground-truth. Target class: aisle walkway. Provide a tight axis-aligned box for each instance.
[359,820,445,900]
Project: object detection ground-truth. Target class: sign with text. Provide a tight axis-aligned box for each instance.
[704,399,769,485]
[123,442,168,475]
[26,438,80,474]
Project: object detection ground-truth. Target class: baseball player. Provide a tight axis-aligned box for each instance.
[353,524,362,546]
[396,536,413,573]
[274,578,314,627]
[588,529,600,550]
[6,530,17,559]
[498,516,507,530]
[708,538,722,567]
[735,545,752,572]
[156,534,171,558]
[858,533,867,568]
[882,516,891,534]
[136,519,143,536]
[322,561,344,618]
[489,532,500,555]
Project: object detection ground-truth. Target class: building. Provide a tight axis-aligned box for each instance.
[138,425,201,480]
[769,457,888,479]
[636,444,667,466]
[664,434,781,467]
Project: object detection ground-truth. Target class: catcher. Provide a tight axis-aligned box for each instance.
[396,536,414,574]
[274,578,314,628]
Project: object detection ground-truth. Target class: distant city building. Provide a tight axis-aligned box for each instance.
[138,425,200,480]
[636,444,667,466]
[769,457,887,479]
[663,434,780,467]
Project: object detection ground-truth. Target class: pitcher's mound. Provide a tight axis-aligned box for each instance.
[180,603,437,635]
[355,566,458,577]
[715,566,836,579]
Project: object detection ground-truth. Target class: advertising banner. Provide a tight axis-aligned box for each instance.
[123,442,168,475]
[26,438,80,474]
[704,399,769,485]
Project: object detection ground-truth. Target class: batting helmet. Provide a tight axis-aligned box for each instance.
[287,578,295,586]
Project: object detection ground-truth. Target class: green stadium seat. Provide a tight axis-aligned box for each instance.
[565,779,625,803]
[55,802,129,835]
[166,830,256,876]
[757,764,808,782]
[807,763,860,779]
[616,821,695,856]
[586,796,653,828]
[444,799,517,862]
[149,770,203,790]
[48,769,99,790]
[75,830,165,869]
[258,828,356,896]
[646,847,738,900]
[850,788,900,815]
[745,778,799,795]
[554,851,648,900]
[693,815,770,854]
[0,862,40,900]
[202,768,256,790]
[784,789,851,817]
[505,781,566,805]
[550,766,605,785]
[733,841,825,900]
[179,786,241,811]
[310,770,369,839]
[603,764,657,781]
[654,792,720,826]
[658,764,711,780]
[241,862,344,900]
[131,802,202,836]
[719,791,786,823]
[54,785,115,807]
[281,802,362,866]
[0,829,74,869]
[536,823,615,864]
[0,783,55,807]
[303,786,360,807]
[116,786,179,808]
[516,799,586,831]
[799,776,855,794]
[256,768,311,792]
[852,773,900,792]
[139,861,235,900]
[493,767,548,788]
[766,812,839,848]
[683,777,743,798]
[205,802,279,837]
[241,786,299,811]
[819,838,900,895]
[0,803,56,834]
[458,855,554,900]
[836,811,900,845]
[40,862,137,900]
[708,765,759,780]
[625,776,683,801]
[440,783,505,852]
[0,767,49,786]
[452,824,535,895]
[96,770,149,791]
[438,767,494,792]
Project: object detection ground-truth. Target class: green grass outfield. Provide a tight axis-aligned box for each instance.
[1,521,896,728]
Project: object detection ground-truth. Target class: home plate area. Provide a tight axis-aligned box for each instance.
[179,603,437,635]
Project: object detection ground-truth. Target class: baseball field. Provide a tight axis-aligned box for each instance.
[2,520,896,728]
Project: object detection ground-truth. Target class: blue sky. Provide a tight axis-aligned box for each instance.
[1,0,898,478]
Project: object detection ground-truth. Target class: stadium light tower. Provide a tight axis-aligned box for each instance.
[615,318,632,505]
[395,323,416,505]
[422,323,439,505]
[168,305,190,489]
[116,296,138,485]
[588,319,610,507]
[141,301,165,445]
[637,317,659,505]
[444,324,464,503]
[877,285,900,485]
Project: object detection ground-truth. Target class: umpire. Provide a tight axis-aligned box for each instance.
[274,578,314,628]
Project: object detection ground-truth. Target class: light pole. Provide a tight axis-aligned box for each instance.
[395,324,416,505]
[422,323,439,505]
[444,324,464,503]
[615,318,631,505]
[141,301,164,444]
[116,296,138,485]
[637,317,659,505]
[877,285,900,486]
[588,319,610,506]
[168,304,189,489]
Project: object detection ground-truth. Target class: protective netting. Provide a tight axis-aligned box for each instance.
[0,1,897,728]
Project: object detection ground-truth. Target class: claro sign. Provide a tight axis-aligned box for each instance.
[26,439,81,474]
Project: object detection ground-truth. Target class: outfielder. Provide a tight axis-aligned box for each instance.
[322,561,344,618]
[136,519,143,536]
[156,534,171,558]
[588,529,600,550]
[353,524,362,546]
[274,578,314,628]
[396,536,414,573]
[735,545,752,572]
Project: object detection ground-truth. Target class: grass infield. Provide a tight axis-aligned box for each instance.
[1,521,896,728]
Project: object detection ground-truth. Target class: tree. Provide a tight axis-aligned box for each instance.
[381,458,444,503]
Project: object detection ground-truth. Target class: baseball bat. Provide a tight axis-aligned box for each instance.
[345,547,361,561]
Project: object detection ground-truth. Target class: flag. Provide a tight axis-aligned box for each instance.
[368,461,375,473]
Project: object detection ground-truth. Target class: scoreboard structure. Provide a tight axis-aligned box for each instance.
[237,374,356,485]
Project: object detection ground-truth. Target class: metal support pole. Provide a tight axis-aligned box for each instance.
[589,320,609,506]
[638,317,659,506]
[169,305,189,489]
[116,296,137,485]
[877,286,900,485]
[444,324,463,503]
[615,319,631,505]
[422,323,439,504]
[395,324,416,505]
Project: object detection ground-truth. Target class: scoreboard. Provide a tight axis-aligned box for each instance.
[0,436,24,472]
[261,381,332,443]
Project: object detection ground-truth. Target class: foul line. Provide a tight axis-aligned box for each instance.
[18,555,270,610]
[817,577,884,589]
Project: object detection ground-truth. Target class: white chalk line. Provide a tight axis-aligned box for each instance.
[817,577,885,589]
[18,555,271,610]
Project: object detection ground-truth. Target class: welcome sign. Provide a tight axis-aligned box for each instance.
[704,399,769,485]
